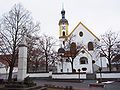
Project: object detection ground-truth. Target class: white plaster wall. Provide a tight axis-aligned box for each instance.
[95,57,107,68]
[57,61,72,73]
[0,72,17,79]
[52,74,86,79]
[63,62,72,72]
[59,38,65,48]
[0,67,18,74]
[73,50,93,73]
[57,23,107,74]
[68,24,98,48]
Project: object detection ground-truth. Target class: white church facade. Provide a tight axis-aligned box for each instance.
[57,8,107,74]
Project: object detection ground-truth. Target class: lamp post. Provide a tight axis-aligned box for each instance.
[99,53,104,83]
[92,60,95,73]
[78,69,81,81]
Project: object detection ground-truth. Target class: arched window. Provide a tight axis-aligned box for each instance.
[63,41,65,45]
[80,57,88,64]
[61,69,63,72]
[88,42,94,50]
[63,31,65,36]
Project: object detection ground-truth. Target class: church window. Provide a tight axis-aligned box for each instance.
[63,41,65,45]
[80,57,88,64]
[63,31,65,36]
[62,26,66,30]
[81,50,85,54]
[88,42,94,50]
[79,31,83,37]
[66,59,69,62]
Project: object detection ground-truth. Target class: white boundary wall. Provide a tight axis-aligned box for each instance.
[24,72,120,79]
[96,73,120,79]
[52,73,86,79]
[27,72,52,78]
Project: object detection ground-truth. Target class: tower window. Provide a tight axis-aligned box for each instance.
[63,31,65,36]
[80,57,88,64]
[63,41,65,45]
[88,42,94,50]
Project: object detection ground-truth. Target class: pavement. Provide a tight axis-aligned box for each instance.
[33,79,120,90]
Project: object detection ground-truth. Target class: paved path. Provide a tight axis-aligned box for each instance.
[33,79,120,90]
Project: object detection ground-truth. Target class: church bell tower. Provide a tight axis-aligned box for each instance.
[59,7,69,47]
[59,8,69,38]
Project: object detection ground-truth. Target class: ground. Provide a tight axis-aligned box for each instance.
[33,79,120,90]
[0,79,120,90]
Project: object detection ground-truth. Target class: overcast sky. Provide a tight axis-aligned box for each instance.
[0,0,120,38]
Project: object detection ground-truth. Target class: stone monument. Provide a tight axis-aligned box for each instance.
[17,35,27,81]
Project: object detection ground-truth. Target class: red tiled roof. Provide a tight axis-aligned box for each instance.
[0,54,18,67]
[0,54,11,66]
[112,54,120,62]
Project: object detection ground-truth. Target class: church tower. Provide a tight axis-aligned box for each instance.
[59,7,69,47]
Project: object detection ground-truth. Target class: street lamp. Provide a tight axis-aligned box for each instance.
[78,69,81,81]
[99,53,104,83]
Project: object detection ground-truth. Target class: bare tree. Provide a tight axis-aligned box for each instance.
[37,34,57,72]
[0,4,40,81]
[99,31,120,71]
[63,35,82,73]
[27,35,44,72]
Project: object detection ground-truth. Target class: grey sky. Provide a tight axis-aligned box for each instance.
[0,0,120,38]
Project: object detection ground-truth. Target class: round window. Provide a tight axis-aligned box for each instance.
[81,50,85,53]
[79,31,83,37]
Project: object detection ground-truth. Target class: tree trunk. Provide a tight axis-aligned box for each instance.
[71,58,74,73]
[108,59,112,72]
[8,43,16,82]
[8,65,14,82]
[45,53,48,72]
[46,59,48,72]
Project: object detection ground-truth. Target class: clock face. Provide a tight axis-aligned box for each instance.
[62,25,66,30]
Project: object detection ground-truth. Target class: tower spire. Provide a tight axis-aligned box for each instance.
[61,3,65,19]
[62,3,64,11]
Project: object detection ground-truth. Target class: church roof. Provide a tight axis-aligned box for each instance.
[77,46,92,57]
[59,18,69,25]
[68,22,100,41]
[59,7,69,25]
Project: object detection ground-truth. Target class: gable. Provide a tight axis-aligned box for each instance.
[74,46,92,65]
[67,22,100,42]
[77,46,92,57]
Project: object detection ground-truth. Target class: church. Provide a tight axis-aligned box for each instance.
[57,8,107,73]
